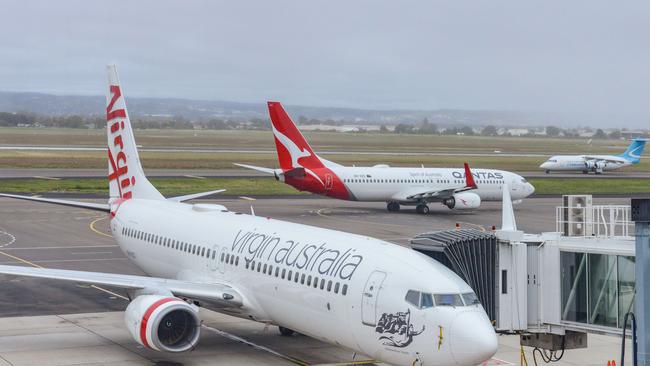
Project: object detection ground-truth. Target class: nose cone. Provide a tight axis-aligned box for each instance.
[539,162,549,169]
[449,310,498,366]
[527,183,535,195]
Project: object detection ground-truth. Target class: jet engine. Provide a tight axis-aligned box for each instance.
[124,295,200,352]
[584,160,605,170]
[443,192,481,210]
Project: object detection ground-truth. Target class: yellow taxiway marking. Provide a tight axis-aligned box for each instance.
[90,216,113,238]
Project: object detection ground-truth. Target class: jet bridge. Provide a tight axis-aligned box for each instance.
[410,193,640,354]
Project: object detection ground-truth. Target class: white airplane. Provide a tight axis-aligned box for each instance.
[236,102,535,214]
[0,66,498,366]
[539,138,647,174]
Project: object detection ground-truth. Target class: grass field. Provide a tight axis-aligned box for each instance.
[0,128,647,172]
[0,127,638,153]
[0,177,647,196]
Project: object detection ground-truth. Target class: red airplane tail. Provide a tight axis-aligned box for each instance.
[267,102,324,171]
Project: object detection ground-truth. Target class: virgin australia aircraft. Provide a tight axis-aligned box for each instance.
[539,138,647,174]
[236,102,535,214]
[0,66,497,366]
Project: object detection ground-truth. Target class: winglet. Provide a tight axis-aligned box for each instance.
[501,183,517,231]
[464,162,477,189]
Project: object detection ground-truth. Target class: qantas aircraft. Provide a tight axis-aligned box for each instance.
[539,138,647,174]
[0,66,497,366]
[236,102,535,214]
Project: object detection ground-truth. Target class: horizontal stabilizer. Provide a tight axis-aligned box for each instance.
[0,193,109,212]
[168,189,226,202]
[233,163,277,175]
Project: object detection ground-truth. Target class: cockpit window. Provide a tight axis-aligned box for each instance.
[521,178,527,183]
[421,293,434,308]
[462,292,480,305]
[434,293,464,307]
[405,290,420,307]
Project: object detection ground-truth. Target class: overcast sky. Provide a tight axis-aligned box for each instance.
[1,1,649,127]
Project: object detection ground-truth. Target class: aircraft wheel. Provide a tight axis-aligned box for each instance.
[416,204,429,214]
[387,202,400,212]
[279,326,295,336]
[545,170,550,174]
[582,170,589,174]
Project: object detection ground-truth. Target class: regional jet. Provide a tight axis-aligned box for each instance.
[236,102,535,214]
[0,66,497,366]
[539,138,646,174]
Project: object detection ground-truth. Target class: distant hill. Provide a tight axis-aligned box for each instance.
[0,91,541,126]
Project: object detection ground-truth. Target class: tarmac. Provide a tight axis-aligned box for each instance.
[0,196,635,366]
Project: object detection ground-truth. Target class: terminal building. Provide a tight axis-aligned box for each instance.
[411,194,644,360]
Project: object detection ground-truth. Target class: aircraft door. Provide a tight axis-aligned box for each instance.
[361,270,387,326]
[325,173,333,190]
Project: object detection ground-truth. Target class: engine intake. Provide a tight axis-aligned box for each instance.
[125,295,200,352]
[443,192,481,210]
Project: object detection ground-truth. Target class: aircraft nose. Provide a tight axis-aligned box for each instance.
[527,183,535,195]
[539,162,549,169]
[449,310,498,366]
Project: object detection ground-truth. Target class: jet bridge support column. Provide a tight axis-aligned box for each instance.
[632,199,650,366]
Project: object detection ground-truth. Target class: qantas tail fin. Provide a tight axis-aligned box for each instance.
[619,138,647,163]
[267,102,325,171]
[106,65,164,201]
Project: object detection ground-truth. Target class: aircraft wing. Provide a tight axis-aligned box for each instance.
[0,193,110,212]
[0,265,243,307]
[582,156,626,164]
[399,163,478,202]
[167,189,226,202]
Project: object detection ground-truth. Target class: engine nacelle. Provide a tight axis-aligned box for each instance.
[443,192,481,210]
[124,295,200,352]
[585,160,605,170]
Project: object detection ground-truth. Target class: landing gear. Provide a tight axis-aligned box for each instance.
[279,326,295,336]
[387,202,400,212]
[545,170,550,174]
[582,170,589,174]
[415,204,429,215]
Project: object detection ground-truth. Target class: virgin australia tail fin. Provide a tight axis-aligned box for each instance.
[619,138,647,164]
[106,65,164,202]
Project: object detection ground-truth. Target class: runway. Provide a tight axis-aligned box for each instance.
[1,168,649,179]
[0,195,634,365]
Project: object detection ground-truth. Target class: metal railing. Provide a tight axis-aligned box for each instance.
[556,205,632,237]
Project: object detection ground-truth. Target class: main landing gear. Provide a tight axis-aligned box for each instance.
[278,326,295,336]
[415,203,429,215]
[387,202,400,212]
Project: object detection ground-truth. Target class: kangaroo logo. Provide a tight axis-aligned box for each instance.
[375,309,425,348]
[272,126,312,169]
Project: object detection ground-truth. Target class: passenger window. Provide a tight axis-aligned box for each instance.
[327,280,332,292]
[405,290,420,307]
[334,282,340,294]
[288,270,292,280]
[313,277,319,288]
[320,278,325,290]
[462,292,480,306]
[201,247,206,257]
[307,275,312,286]
[225,254,230,263]
[434,293,464,307]
[342,284,348,295]
[282,269,286,279]
[263,264,267,273]
[257,262,261,272]
[275,267,279,277]
[300,273,305,284]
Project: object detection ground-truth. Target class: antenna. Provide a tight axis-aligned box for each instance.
[250,205,256,216]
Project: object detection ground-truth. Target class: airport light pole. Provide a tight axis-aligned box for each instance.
[631,199,650,366]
